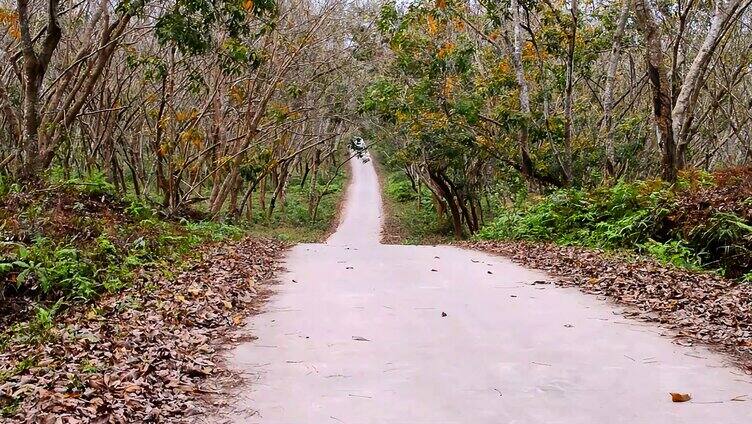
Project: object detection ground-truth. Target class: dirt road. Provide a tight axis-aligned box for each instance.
[221,156,751,423]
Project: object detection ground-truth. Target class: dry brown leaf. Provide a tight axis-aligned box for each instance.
[670,392,691,402]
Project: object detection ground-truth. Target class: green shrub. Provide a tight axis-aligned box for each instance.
[387,176,418,202]
[185,221,246,241]
[65,171,116,197]
[125,197,155,220]
[639,239,702,270]
[477,177,752,276]
[7,242,97,300]
[686,211,752,274]
[479,181,670,248]
[691,212,752,247]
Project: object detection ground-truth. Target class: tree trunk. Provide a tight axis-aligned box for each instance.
[16,0,62,177]
[428,171,463,239]
[634,0,678,182]
[509,0,535,177]
[562,0,578,185]
[601,0,629,178]
[672,0,744,167]
[308,149,321,217]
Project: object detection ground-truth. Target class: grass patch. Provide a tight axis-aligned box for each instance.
[245,172,348,243]
[380,170,452,244]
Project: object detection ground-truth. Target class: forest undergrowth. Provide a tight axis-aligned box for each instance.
[477,167,752,280]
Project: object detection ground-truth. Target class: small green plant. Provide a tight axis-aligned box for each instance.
[185,221,246,242]
[691,212,752,246]
[125,197,155,220]
[28,301,63,340]
[0,355,37,384]
[79,359,101,374]
[0,173,8,197]
[66,171,116,197]
[639,239,702,270]
[95,234,118,258]
[676,169,715,191]
[0,397,20,418]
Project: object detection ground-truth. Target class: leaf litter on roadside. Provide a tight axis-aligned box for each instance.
[0,237,284,423]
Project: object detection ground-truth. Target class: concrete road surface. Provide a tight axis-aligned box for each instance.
[219,155,751,423]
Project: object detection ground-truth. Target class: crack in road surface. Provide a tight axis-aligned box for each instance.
[218,156,751,423]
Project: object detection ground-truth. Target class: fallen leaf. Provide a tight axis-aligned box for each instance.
[670,392,691,402]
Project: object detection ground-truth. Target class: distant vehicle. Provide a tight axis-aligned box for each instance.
[351,137,366,151]
[350,137,370,161]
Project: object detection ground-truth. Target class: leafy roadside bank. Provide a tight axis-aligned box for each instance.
[0,237,284,422]
[477,168,752,280]
[1,169,346,326]
[0,167,347,420]
[0,177,248,330]
[463,240,752,371]
[377,172,431,245]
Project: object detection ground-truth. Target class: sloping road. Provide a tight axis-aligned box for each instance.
[221,156,751,423]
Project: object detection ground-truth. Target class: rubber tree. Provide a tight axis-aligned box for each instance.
[601,0,630,178]
[634,0,751,181]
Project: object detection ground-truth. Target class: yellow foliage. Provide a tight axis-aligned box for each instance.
[437,42,455,59]
[427,15,439,35]
[476,136,494,149]
[180,128,204,149]
[243,0,254,11]
[443,75,458,99]
[175,109,198,123]
[522,42,542,60]
[419,110,449,130]
[216,156,233,168]
[436,0,447,9]
[572,135,593,150]
[0,9,20,40]
[229,85,246,105]
[274,103,291,115]
[497,60,511,75]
